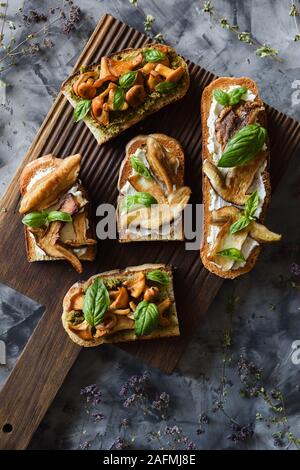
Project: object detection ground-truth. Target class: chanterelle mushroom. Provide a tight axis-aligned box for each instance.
[126,85,147,108]
[109,287,129,309]
[157,298,172,326]
[107,53,143,77]
[123,272,146,298]
[155,64,185,83]
[143,286,159,302]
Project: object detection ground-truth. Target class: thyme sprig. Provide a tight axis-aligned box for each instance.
[290,1,300,41]
[200,1,282,62]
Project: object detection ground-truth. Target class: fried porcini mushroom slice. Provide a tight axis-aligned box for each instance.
[125,85,147,108]
[147,136,174,194]
[123,272,146,298]
[63,211,97,247]
[109,287,129,310]
[157,298,172,326]
[107,53,143,77]
[203,154,265,206]
[127,174,167,203]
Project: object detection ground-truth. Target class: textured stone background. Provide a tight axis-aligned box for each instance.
[0,0,300,450]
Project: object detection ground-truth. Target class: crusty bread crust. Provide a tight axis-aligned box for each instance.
[62,263,180,347]
[117,133,185,242]
[61,44,190,145]
[200,77,271,279]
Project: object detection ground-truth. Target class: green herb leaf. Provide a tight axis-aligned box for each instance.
[73,99,92,122]
[22,210,72,228]
[47,211,72,223]
[229,191,259,234]
[123,192,158,211]
[214,86,247,106]
[146,270,170,285]
[228,86,247,105]
[134,300,159,336]
[244,190,259,220]
[217,248,245,262]
[229,216,251,235]
[119,71,137,89]
[22,211,48,228]
[218,124,267,168]
[155,81,177,94]
[213,89,230,106]
[83,278,110,327]
[143,48,166,63]
[113,87,125,111]
[130,155,152,180]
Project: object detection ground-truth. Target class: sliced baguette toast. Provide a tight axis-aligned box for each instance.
[62,263,179,347]
[200,77,280,279]
[117,133,191,242]
[19,154,97,272]
[61,44,190,145]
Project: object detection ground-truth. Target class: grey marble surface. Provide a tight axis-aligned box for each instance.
[1,0,300,450]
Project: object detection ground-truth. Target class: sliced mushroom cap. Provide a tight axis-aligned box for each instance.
[77,81,97,99]
[123,272,146,298]
[94,314,117,337]
[109,287,129,309]
[147,71,163,91]
[69,320,94,340]
[146,136,174,194]
[209,222,249,271]
[126,85,147,108]
[249,222,281,243]
[127,175,167,203]
[203,155,265,206]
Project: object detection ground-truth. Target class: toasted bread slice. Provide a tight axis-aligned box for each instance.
[61,44,190,145]
[20,154,97,272]
[62,263,180,347]
[200,77,276,279]
[117,133,191,242]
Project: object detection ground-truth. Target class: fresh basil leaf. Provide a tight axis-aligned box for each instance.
[47,211,72,223]
[134,300,159,336]
[218,124,267,168]
[22,211,48,228]
[213,89,230,106]
[228,86,247,105]
[146,270,170,285]
[83,278,110,327]
[229,216,251,234]
[217,248,245,262]
[22,210,72,228]
[130,155,152,180]
[119,71,137,89]
[244,190,259,220]
[155,81,177,94]
[73,99,92,122]
[123,192,158,211]
[143,48,166,63]
[113,87,125,111]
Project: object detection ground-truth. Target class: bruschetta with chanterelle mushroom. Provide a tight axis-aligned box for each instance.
[62,264,179,346]
[61,44,190,145]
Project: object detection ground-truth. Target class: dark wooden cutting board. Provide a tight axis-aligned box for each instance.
[0,14,300,450]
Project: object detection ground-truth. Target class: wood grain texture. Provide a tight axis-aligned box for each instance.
[0,14,300,450]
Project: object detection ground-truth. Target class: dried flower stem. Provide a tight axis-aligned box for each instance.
[199,0,283,62]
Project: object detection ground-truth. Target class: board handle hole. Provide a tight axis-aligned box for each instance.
[2,423,13,433]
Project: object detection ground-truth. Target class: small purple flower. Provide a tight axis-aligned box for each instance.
[91,412,104,422]
[291,262,300,277]
[120,418,130,429]
[113,437,131,450]
[123,394,137,408]
[80,384,102,405]
[79,440,90,450]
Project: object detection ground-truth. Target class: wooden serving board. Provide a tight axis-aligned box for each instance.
[0,14,300,450]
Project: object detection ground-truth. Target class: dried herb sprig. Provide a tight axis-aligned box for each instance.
[0,1,82,75]
[199,0,282,61]
[290,1,300,41]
